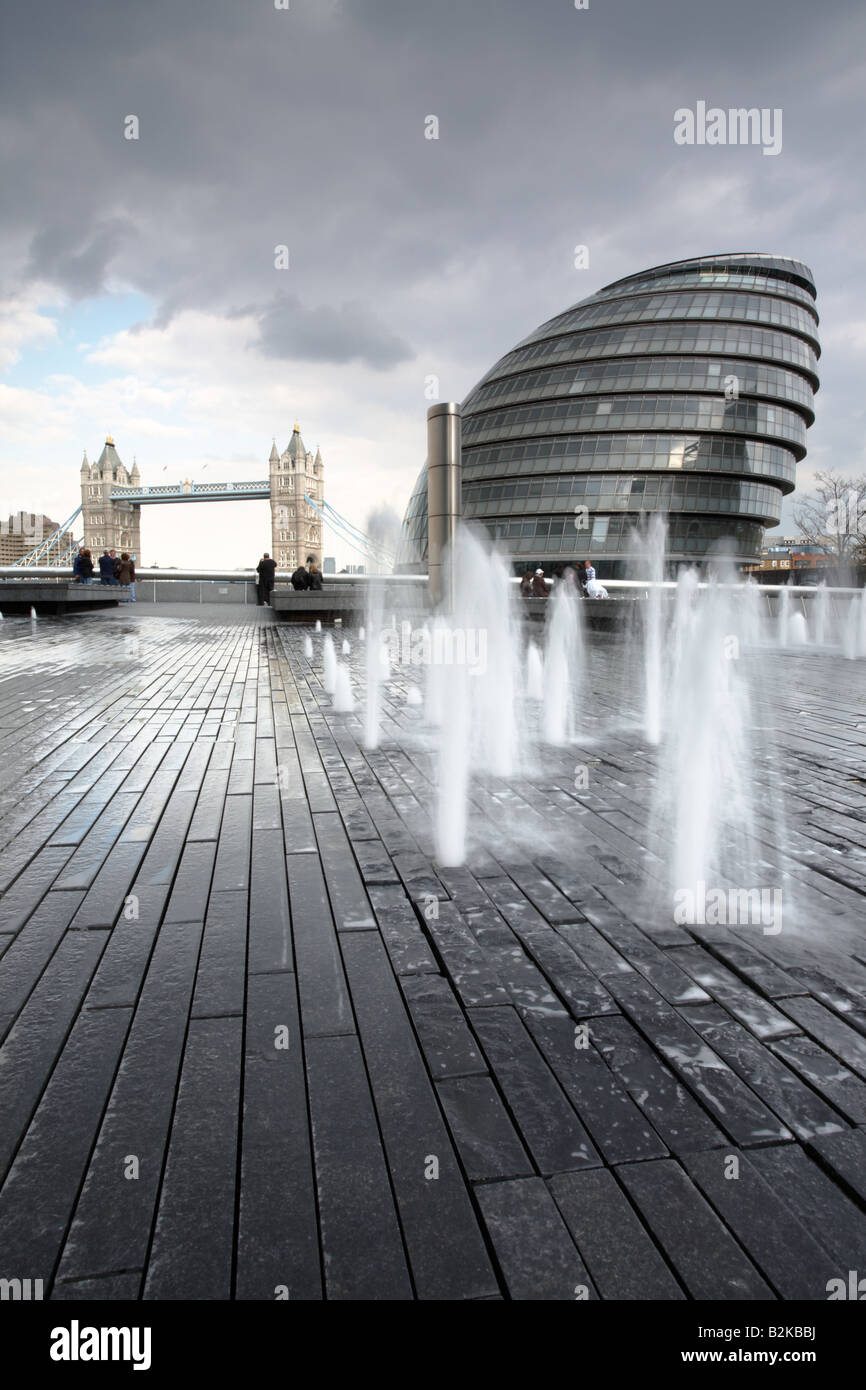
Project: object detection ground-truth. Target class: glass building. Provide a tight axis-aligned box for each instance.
[396,253,819,574]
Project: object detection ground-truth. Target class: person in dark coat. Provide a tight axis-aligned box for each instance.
[307,561,323,591]
[519,568,534,597]
[291,564,310,591]
[78,549,94,583]
[98,550,115,584]
[115,552,135,601]
[256,552,277,605]
[531,568,548,597]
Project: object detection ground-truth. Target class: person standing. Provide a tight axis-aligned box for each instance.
[256,552,276,605]
[129,554,137,603]
[115,552,135,601]
[79,549,94,584]
[98,549,115,585]
[109,549,121,585]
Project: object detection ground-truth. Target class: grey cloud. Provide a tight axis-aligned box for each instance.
[254,294,414,370]
[1,0,865,497]
[23,217,136,298]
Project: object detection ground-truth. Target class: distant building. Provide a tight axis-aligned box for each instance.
[744,537,829,573]
[397,253,820,574]
[0,510,60,564]
[341,564,366,575]
[269,424,324,570]
[323,556,336,574]
[81,437,142,558]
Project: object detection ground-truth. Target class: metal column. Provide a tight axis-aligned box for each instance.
[426,402,462,608]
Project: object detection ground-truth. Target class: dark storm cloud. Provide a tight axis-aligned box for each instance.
[1,0,865,497]
[255,293,413,369]
[24,217,137,299]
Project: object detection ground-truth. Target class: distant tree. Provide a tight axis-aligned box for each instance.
[793,470,866,560]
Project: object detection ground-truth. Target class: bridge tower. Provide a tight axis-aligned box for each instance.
[269,422,324,570]
[80,436,142,559]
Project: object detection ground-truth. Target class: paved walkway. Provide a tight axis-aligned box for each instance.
[0,608,864,1300]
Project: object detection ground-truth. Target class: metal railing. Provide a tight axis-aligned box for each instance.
[1,565,860,597]
[0,565,426,583]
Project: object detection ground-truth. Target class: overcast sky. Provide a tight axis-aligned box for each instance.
[1,0,864,568]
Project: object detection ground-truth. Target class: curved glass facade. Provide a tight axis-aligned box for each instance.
[396,252,819,572]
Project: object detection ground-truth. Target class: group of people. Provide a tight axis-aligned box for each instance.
[519,561,608,599]
[72,547,136,601]
[254,553,324,606]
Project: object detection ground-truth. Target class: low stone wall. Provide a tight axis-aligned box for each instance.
[0,581,129,613]
[134,579,256,605]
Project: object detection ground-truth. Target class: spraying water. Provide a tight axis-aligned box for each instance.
[332,663,354,712]
[777,584,790,646]
[433,526,522,864]
[642,514,667,744]
[738,578,765,648]
[322,635,337,694]
[542,582,584,746]
[842,589,866,659]
[424,617,448,728]
[303,635,313,659]
[788,610,809,646]
[363,581,385,750]
[314,619,322,634]
[525,642,544,700]
[655,568,766,918]
[811,584,830,646]
[342,640,351,656]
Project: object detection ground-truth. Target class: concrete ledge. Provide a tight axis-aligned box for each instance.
[270,584,429,622]
[0,581,129,614]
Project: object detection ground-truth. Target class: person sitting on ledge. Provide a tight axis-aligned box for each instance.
[290,562,310,591]
[531,567,549,597]
[519,568,534,597]
[307,557,323,591]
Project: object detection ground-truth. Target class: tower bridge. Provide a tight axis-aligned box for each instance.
[112,480,271,502]
[78,425,324,567]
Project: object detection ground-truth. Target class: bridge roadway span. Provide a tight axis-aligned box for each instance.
[0,604,864,1300]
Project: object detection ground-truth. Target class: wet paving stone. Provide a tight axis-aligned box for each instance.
[548,1168,685,1299]
[0,612,863,1299]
